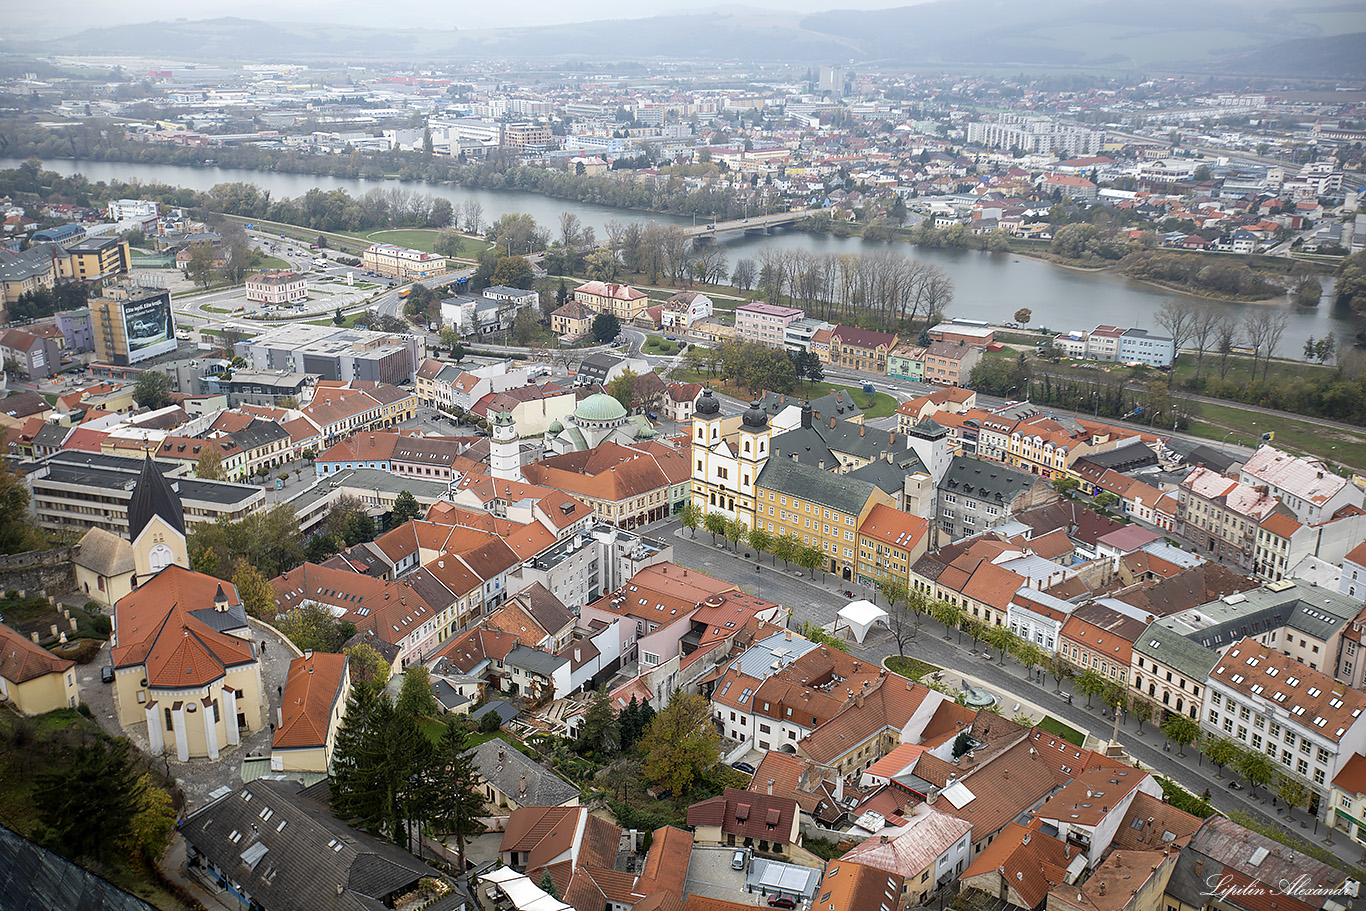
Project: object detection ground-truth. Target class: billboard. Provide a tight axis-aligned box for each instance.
[123,291,177,364]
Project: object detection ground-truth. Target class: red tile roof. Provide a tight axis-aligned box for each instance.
[0,620,74,684]
[272,651,348,750]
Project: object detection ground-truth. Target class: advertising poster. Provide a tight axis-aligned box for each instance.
[123,292,177,363]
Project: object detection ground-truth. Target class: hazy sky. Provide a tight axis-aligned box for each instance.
[8,0,935,38]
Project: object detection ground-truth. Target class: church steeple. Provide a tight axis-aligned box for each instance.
[129,454,188,580]
[129,454,185,541]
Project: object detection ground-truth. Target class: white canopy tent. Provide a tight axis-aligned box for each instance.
[478,866,575,911]
[836,599,888,643]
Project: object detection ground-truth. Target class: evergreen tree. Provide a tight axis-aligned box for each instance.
[331,687,399,841]
[428,716,488,872]
[539,870,560,898]
[390,490,422,525]
[579,688,620,755]
[619,695,642,751]
[35,738,147,864]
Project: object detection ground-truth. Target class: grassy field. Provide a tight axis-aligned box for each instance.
[1037,715,1085,746]
[308,311,367,328]
[1170,351,1337,389]
[1187,400,1366,472]
[885,656,940,681]
[360,228,487,260]
[255,253,291,271]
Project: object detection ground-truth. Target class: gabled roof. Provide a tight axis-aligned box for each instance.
[0,620,74,684]
[470,739,578,807]
[273,652,348,751]
[0,824,159,911]
[72,526,135,577]
[818,861,904,911]
[685,787,800,844]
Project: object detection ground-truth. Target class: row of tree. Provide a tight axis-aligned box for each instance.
[678,506,831,575]
[749,248,953,329]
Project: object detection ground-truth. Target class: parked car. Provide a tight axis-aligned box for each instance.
[768,894,798,909]
[100,665,114,684]
[730,761,755,774]
[732,850,747,871]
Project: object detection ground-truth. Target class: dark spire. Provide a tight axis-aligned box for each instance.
[128,453,185,542]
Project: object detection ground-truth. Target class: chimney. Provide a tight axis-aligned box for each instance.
[574,647,581,662]
[1003,768,1009,779]
[855,693,864,708]
[880,834,890,844]
[860,425,865,437]
[519,775,527,795]
[785,629,792,641]
[1098,882,1107,897]
[498,747,506,763]
[830,417,836,430]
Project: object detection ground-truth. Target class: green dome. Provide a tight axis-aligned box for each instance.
[637,424,656,439]
[575,392,628,423]
[547,419,564,434]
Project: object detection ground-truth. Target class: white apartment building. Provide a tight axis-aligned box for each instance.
[1238,445,1366,526]
[362,243,447,280]
[1204,638,1366,820]
[964,115,1103,156]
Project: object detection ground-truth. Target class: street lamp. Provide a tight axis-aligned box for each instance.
[1220,431,1235,454]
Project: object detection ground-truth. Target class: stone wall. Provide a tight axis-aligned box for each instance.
[0,547,76,596]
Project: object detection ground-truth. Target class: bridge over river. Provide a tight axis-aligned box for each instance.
[684,208,812,241]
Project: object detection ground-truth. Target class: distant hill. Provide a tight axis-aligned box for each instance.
[14,1,1366,74]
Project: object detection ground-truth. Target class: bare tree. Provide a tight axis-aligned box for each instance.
[558,212,584,248]
[1188,300,1222,383]
[460,199,483,235]
[1260,309,1290,381]
[1154,298,1198,360]
[1214,309,1241,379]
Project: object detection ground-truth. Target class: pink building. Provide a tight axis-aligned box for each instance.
[735,302,803,348]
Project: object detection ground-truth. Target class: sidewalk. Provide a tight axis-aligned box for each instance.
[160,833,239,911]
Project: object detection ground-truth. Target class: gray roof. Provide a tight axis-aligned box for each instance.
[1165,581,1359,649]
[31,423,71,449]
[468,738,579,807]
[757,390,863,422]
[0,244,61,283]
[0,824,159,911]
[754,457,878,516]
[228,419,292,452]
[470,700,520,725]
[1076,441,1157,473]
[772,417,902,464]
[847,453,927,495]
[73,526,135,577]
[504,643,567,678]
[128,454,186,540]
[182,779,442,911]
[1132,618,1221,681]
[937,456,1040,503]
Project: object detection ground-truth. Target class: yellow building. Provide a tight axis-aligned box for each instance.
[59,237,132,284]
[754,453,893,581]
[856,503,930,589]
[361,243,447,280]
[0,621,79,714]
[73,526,137,607]
[271,652,351,773]
[109,457,267,760]
[572,281,650,321]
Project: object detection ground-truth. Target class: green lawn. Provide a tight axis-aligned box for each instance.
[1187,400,1366,472]
[885,656,940,681]
[814,383,898,419]
[1036,715,1085,746]
[361,228,487,260]
[308,311,367,328]
[255,254,291,271]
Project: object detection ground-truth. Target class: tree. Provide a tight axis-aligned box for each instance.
[132,371,173,410]
[1295,278,1322,307]
[606,368,638,411]
[1161,713,1200,757]
[732,258,757,292]
[1187,300,1222,381]
[429,197,453,229]
[461,199,484,235]
[539,870,560,899]
[34,738,146,864]
[579,688,621,755]
[186,243,215,288]
[391,490,422,525]
[679,502,701,539]
[1155,298,1197,357]
[703,511,727,545]
[1045,655,1073,693]
[723,516,748,553]
[232,558,277,619]
[189,504,305,582]
[492,255,534,290]
[193,447,224,480]
[774,532,801,568]
[638,692,720,801]
[125,773,178,863]
[1236,746,1276,797]
[1074,669,1106,709]
[797,544,825,578]
[592,313,621,343]
[345,641,392,692]
[1277,773,1309,821]
[1130,697,1154,734]
[1014,308,1032,325]
[277,602,355,653]
[1203,734,1238,779]
[747,525,773,560]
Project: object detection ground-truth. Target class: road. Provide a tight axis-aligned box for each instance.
[645,515,1363,869]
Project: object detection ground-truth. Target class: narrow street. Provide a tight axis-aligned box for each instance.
[646,515,1364,869]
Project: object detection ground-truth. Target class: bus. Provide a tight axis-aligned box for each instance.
[398,288,412,299]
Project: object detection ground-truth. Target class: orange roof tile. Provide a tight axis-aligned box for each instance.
[272,651,348,750]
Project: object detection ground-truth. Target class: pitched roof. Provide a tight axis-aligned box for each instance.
[1211,638,1365,742]
[273,652,348,751]
[127,455,185,540]
[0,824,159,911]
[799,675,936,765]
[817,861,904,911]
[685,787,800,844]
[0,620,74,684]
[469,739,578,807]
[755,457,879,516]
[72,526,135,577]
[839,805,972,878]
[832,325,897,350]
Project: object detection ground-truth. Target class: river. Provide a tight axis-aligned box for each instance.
[12,157,1359,354]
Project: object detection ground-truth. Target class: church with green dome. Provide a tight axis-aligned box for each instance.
[543,391,654,454]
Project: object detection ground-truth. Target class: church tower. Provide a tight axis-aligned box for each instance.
[490,410,523,482]
[128,454,188,582]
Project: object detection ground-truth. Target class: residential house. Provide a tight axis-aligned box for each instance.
[921,342,980,388]
[270,651,351,774]
[0,621,79,714]
[470,739,579,810]
[686,787,815,863]
[829,326,898,374]
[837,806,972,904]
[1238,445,1365,526]
[935,456,1057,545]
[574,281,650,321]
[1177,466,1289,571]
[856,503,931,590]
[551,300,595,339]
[736,302,804,348]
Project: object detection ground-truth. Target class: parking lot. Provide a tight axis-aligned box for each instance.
[683,846,821,907]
